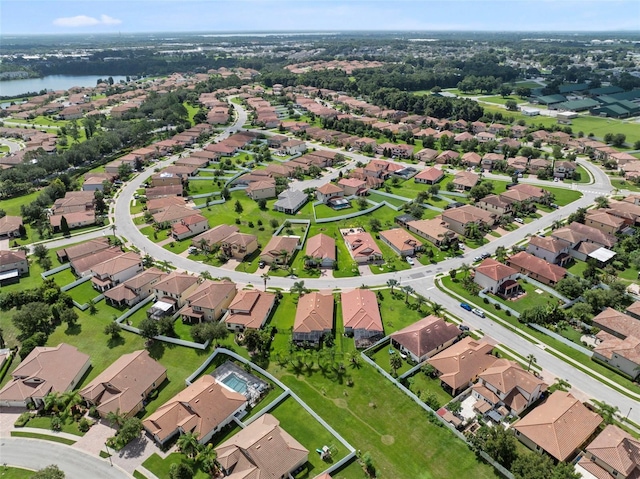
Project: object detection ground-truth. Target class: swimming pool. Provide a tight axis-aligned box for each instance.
[221,373,248,394]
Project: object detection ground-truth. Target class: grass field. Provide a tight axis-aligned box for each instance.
[0,466,33,479]
[142,453,209,479]
[406,370,453,409]
[497,280,563,314]
[480,96,526,106]
[11,431,76,445]
[0,190,41,216]
[563,164,592,184]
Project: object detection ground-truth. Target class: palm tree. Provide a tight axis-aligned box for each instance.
[495,246,508,263]
[430,302,444,318]
[197,238,208,252]
[386,279,399,294]
[291,281,306,296]
[43,392,63,414]
[177,431,201,459]
[402,285,414,304]
[526,354,537,372]
[199,271,213,281]
[551,219,564,231]
[261,272,270,292]
[278,248,290,265]
[348,351,361,369]
[196,443,218,476]
[415,294,427,313]
[389,353,402,376]
[460,263,471,279]
[593,400,619,425]
[464,222,481,240]
[595,196,610,209]
[106,409,126,429]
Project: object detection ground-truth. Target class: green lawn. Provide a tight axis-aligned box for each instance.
[269,397,350,478]
[0,190,41,216]
[498,280,563,314]
[11,431,76,445]
[49,268,77,286]
[385,178,432,198]
[314,203,358,219]
[187,180,222,196]
[0,466,33,479]
[67,280,101,305]
[367,192,408,208]
[369,344,413,376]
[369,240,411,275]
[545,186,583,206]
[611,179,640,193]
[25,415,85,436]
[142,453,209,479]
[563,164,591,184]
[405,370,453,409]
[163,238,191,254]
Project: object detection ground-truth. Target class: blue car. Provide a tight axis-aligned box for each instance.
[460,303,472,311]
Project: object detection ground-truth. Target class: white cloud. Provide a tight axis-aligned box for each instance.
[53,14,122,28]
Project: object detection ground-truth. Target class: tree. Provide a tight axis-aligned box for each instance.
[139,317,159,340]
[505,100,518,111]
[386,279,398,294]
[12,301,51,340]
[495,246,507,263]
[196,443,218,476]
[430,302,444,318]
[59,215,70,236]
[519,305,548,325]
[361,451,376,478]
[291,281,307,295]
[551,219,564,231]
[401,285,414,304]
[257,198,267,210]
[191,321,228,346]
[177,432,201,459]
[117,163,133,181]
[415,293,427,312]
[106,409,126,428]
[389,352,402,376]
[592,400,619,425]
[595,196,610,208]
[526,354,537,371]
[369,218,382,233]
[449,269,457,280]
[460,263,471,279]
[567,207,587,224]
[104,322,122,339]
[570,302,593,323]
[33,243,49,262]
[469,425,518,469]
[556,276,589,300]
[512,452,555,479]
[234,200,243,214]
[31,465,65,479]
[115,417,142,447]
[60,307,78,328]
[157,316,175,336]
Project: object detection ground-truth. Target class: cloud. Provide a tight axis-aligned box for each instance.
[53,14,122,28]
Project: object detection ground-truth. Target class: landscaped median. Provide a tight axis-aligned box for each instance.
[437,275,640,399]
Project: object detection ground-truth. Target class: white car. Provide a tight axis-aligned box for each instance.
[406,257,415,266]
[515,218,524,224]
[472,308,485,318]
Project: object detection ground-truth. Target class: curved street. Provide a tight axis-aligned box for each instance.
[109,102,640,423]
[1,437,131,479]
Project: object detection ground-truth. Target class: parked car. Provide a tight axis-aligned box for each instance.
[459,325,470,331]
[406,256,415,266]
[474,256,483,262]
[258,260,266,268]
[460,303,472,311]
[472,308,485,318]
[481,252,491,259]
[515,217,524,224]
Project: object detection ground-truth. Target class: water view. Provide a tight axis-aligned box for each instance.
[0,75,128,97]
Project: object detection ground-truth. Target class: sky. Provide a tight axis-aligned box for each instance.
[1,0,639,35]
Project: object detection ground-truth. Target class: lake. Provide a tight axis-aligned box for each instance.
[0,75,128,98]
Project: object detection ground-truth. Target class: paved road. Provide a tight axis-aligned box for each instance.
[110,101,640,422]
[0,138,22,153]
[0,437,131,479]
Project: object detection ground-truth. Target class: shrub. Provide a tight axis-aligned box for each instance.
[505,310,511,316]
[14,412,32,427]
[483,297,489,304]
[50,415,62,431]
[89,406,100,418]
[235,218,241,225]
[78,417,91,432]
[494,303,501,310]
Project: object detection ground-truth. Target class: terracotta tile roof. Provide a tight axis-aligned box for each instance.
[379,228,423,254]
[153,204,196,224]
[261,236,299,260]
[71,247,124,275]
[586,425,640,477]
[185,280,237,312]
[576,458,614,479]
[0,215,22,235]
[341,289,383,333]
[626,300,640,317]
[414,167,444,182]
[0,250,26,267]
[442,204,494,225]
[344,232,382,259]
[462,152,482,165]
[143,375,246,444]
[293,292,334,334]
[0,344,90,402]
[427,337,496,392]
[192,224,239,246]
[528,235,570,254]
[513,391,603,461]
[390,315,460,359]
[305,233,336,262]
[80,350,166,416]
[509,184,545,199]
[153,272,199,296]
[407,217,456,243]
[587,210,626,228]
[475,258,518,282]
[146,196,186,212]
[215,414,308,479]
[246,180,276,193]
[507,251,567,284]
[91,251,142,277]
[567,222,617,248]
[592,308,640,339]
[103,267,166,303]
[316,182,343,195]
[338,178,366,189]
[479,358,546,397]
[226,290,276,329]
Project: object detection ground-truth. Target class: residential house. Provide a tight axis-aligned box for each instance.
[341,289,384,347]
[191,225,258,260]
[90,252,144,292]
[606,200,640,226]
[70,247,125,277]
[171,213,209,241]
[273,189,308,214]
[481,153,503,171]
[462,152,482,168]
[507,156,529,173]
[151,272,200,312]
[379,228,423,257]
[143,375,246,446]
[507,184,548,203]
[0,215,23,238]
[49,210,96,232]
[406,217,457,248]
[245,180,276,200]
[260,236,299,265]
[280,139,307,155]
[441,204,495,236]
[181,280,237,324]
[150,172,183,188]
[215,414,308,479]
[414,167,444,184]
[104,268,166,308]
[554,161,577,179]
[577,425,640,479]
[152,204,197,226]
[315,182,344,203]
[526,235,572,266]
[145,185,183,200]
[338,178,367,196]
[146,196,187,215]
[585,210,625,235]
[293,292,334,346]
[529,158,551,174]
[513,391,602,462]
[80,350,167,418]
[344,231,383,264]
[592,308,640,378]
[416,148,439,162]
[390,315,460,363]
[476,194,513,216]
[0,250,29,286]
[305,233,336,268]
[427,338,497,396]
[474,258,520,296]
[436,150,460,164]
[471,359,547,417]
[452,171,479,191]
[224,290,277,331]
[0,344,91,408]
[506,251,567,286]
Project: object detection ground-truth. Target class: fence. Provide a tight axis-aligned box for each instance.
[315,201,386,224]
[60,274,92,292]
[273,219,311,250]
[478,288,521,318]
[41,262,71,279]
[439,190,467,198]
[528,323,594,356]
